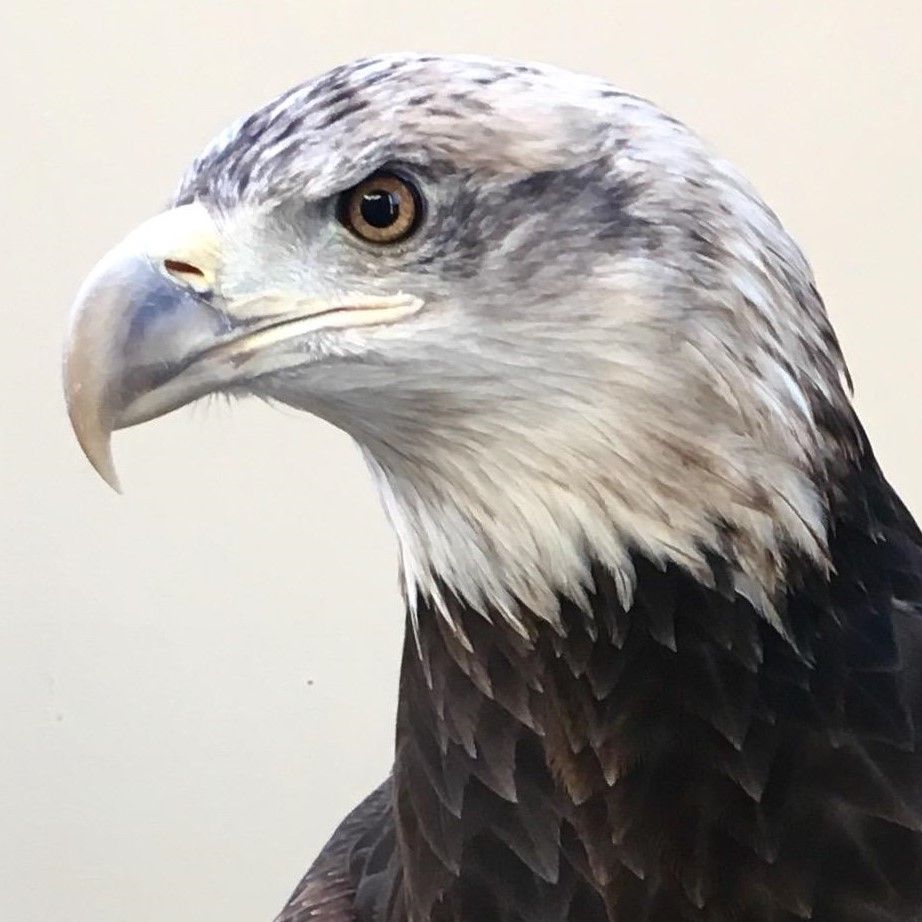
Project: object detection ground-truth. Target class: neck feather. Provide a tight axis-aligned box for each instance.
[386,450,922,920]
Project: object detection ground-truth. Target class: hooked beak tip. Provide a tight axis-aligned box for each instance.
[71,424,123,492]
[64,377,122,493]
[85,437,123,494]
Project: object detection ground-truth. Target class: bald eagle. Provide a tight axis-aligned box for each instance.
[63,55,922,922]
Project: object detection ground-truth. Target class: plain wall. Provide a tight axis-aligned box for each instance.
[1,2,920,920]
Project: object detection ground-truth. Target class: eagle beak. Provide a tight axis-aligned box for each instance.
[62,203,231,491]
[63,202,424,491]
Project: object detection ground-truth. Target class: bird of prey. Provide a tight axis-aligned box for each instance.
[62,54,922,922]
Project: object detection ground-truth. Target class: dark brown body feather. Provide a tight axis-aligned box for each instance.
[278,448,922,921]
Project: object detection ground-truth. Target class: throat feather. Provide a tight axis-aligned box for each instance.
[362,416,837,644]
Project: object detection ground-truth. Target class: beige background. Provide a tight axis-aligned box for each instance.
[1,2,920,920]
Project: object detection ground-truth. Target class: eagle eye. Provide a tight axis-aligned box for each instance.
[338,172,422,244]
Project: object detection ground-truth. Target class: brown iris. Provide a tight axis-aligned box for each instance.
[339,173,421,244]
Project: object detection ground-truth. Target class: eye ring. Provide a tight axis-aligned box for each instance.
[338,172,422,244]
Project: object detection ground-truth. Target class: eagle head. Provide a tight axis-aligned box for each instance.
[63,54,857,630]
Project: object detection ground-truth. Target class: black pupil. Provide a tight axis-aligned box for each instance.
[360,189,400,229]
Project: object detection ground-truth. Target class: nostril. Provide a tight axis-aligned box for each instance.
[162,258,212,293]
[163,258,205,278]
